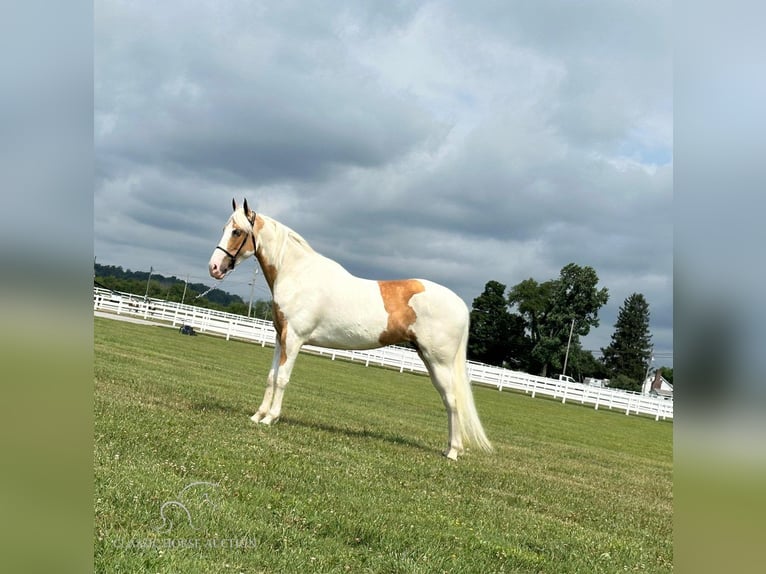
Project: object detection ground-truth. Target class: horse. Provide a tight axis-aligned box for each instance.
[208,199,492,460]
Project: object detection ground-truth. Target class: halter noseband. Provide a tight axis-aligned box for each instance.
[215,214,256,272]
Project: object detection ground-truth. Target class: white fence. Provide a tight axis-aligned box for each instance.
[93,287,673,421]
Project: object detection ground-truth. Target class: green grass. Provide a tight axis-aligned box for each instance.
[94,317,672,573]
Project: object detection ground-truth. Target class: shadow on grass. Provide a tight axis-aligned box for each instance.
[281,415,437,455]
[189,397,250,416]
[187,399,440,456]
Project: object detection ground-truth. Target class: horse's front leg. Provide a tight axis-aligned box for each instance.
[250,336,281,423]
[258,329,302,425]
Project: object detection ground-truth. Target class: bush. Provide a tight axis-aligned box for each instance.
[608,373,642,392]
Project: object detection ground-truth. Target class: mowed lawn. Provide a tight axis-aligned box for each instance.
[94,316,672,573]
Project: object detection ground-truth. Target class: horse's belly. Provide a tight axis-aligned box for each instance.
[306,319,387,350]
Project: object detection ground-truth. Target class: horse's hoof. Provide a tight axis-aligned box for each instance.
[250,413,264,423]
[443,448,459,461]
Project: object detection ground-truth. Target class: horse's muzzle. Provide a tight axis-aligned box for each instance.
[208,260,227,280]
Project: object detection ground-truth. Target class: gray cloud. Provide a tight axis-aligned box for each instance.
[95,1,672,365]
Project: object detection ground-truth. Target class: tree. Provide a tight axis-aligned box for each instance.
[508,263,609,377]
[608,373,639,392]
[94,263,251,315]
[569,346,610,381]
[601,293,653,389]
[252,299,273,321]
[468,281,516,366]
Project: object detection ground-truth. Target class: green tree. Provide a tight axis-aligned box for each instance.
[508,263,609,377]
[608,373,639,392]
[505,278,551,374]
[468,281,514,366]
[252,300,273,321]
[94,263,251,315]
[569,346,610,381]
[601,293,653,389]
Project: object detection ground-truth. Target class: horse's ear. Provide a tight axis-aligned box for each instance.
[243,198,250,215]
[232,197,237,212]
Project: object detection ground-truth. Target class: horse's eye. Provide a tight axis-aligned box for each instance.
[232,229,242,237]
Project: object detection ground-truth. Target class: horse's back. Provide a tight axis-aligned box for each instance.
[295,271,467,352]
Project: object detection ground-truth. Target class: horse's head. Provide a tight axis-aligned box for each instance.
[208,198,256,279]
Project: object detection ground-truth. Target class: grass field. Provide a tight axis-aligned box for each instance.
[94,316,672,573]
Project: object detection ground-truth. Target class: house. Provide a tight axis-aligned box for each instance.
[642,369,673,399]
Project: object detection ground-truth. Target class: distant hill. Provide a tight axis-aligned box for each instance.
[93,263,252,313]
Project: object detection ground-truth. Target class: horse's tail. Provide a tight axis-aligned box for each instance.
[454,323,493,453]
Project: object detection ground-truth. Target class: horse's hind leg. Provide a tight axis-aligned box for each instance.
[418,350,463,460]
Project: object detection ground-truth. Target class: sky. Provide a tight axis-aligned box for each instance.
[95,1,672,367]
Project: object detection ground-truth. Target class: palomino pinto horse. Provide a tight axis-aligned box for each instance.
[208,199,492,460]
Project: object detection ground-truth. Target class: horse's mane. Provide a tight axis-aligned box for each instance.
[232,210,315,267]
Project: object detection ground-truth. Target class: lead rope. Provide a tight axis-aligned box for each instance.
[195,267,235,299]
[195,280,224,299]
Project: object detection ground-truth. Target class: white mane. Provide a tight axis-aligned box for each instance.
[232,211,315,268]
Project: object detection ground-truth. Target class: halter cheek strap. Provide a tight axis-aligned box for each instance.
[215,214,257,271]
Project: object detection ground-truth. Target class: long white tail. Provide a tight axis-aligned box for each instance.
[453,325,493,452]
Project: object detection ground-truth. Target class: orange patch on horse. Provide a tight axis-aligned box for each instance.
[271,301,288,365]
[253,215,278,290]
[378,280,425,346]
[226,212,258,257]
[224,231,251,255]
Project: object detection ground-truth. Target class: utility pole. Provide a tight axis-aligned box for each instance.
[144,266,153,300]
[562,317,575,377]
[181,274,189,305]
[247,266,259,317]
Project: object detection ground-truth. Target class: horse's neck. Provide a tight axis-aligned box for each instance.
[256,218,313,287]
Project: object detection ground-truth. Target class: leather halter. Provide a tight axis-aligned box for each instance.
[215,213,256,272]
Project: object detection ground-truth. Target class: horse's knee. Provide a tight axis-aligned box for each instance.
[275,375,291,390]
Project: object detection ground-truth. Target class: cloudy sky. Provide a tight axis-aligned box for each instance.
[95,1,672,366]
